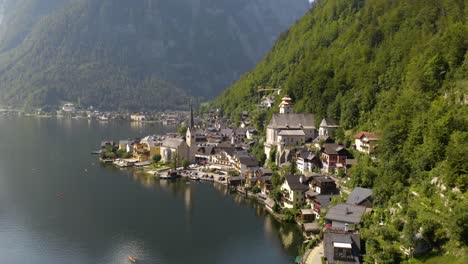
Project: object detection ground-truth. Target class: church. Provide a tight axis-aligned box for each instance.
[264,96,317,165]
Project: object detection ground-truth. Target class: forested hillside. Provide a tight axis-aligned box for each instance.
[0,0,308,111]
[216,0,467,262]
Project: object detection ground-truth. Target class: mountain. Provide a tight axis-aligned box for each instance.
[0,0,309,110]
[216,0,467,262]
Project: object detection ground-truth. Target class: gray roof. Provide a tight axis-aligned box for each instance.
[162,138,186,149]
[265,198,275,208]
[284,175,309,192]
[325,203,366,224]
[268,113,315,129]
[238,156,259,167]
[312,135,333,143]
[347,187,372,205]
[278,129,306,136]
[323,143,348,155]
[324,228,361,264]
[303,222,320,232]
[260,168,273,176]
[314,194,338,208]
[313,176,336,184]
[320,117,339,128]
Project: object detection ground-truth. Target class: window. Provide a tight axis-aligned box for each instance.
[333,247,354,262]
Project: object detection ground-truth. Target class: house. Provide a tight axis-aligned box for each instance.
[354,131,380,154]
[281,175,309,208]
[132,143,150,162]
[118,139,134,153]
[305,175,339,218]
[325,203,367,229]
[140,136,161,156]
[232,151,259,175]
[296,150,320,174]
[264,96,317,165]
[322,144,350,174]
[212,147,236,166]
[260,96,274,108]
[246,128,258,140]
[347,187,373,208]
[305,191,337,219]
[194,144,216,164]
[310,175,338,194]
[130,114,146,121]
[324,228,361,264]
[160,138,190,162]
[312,134,334,148]
[300,208,315,223]
[319,118,340,138]
[62,103,76,113]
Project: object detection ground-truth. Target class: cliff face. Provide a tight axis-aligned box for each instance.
[0,0,309,110]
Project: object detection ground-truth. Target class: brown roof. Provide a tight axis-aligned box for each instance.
[354,131,380,140]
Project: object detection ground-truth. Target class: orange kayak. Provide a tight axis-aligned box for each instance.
[128,256,136,262]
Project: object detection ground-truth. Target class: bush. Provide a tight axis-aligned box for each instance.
[251,185,261,194]
[152,154,162,162]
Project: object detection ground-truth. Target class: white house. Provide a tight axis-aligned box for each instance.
[281,175,309,208]
[354,131,380,154]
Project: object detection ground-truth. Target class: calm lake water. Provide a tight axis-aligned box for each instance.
[0,116,302,264]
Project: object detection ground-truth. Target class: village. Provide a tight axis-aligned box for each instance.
[97,96,381,264]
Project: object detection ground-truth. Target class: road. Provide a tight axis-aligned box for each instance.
[304,242,324,264]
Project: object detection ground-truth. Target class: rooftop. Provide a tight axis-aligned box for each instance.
[268,113,315,129]
[347,187,372,205]
[320,117,339,128]
[325,203,366,224]
[354,131,380,140]
[284,175,309,192]
[278,129,306,136]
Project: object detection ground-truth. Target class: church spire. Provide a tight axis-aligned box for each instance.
[189,99,194,128]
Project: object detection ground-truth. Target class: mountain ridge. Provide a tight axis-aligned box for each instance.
[0,0,309,111]
[215,0,467,262]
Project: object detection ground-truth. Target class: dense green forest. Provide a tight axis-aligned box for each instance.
[216,0,467,262]
[0,0,308,111]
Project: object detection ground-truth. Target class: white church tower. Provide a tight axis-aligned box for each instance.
[279,96,293,114]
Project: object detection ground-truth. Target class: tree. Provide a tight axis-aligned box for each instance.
[105,152,116,159]
[450,200,468,245]
[178,125,188,135]
[116,149,126,158]
[152,154,162,163]
[182,159,190,169]
[271,171,282,187]
[290,159,297,175]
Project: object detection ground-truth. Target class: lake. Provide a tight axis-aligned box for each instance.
[0,116,302,264]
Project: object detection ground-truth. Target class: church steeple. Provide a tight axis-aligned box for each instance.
[279,96,293,114]
[189,99,194,128]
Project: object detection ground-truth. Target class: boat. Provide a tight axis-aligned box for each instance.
[190,175,200,181]
[91,150,102,154]
[128,256,136,262]
[113,159,135,168]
